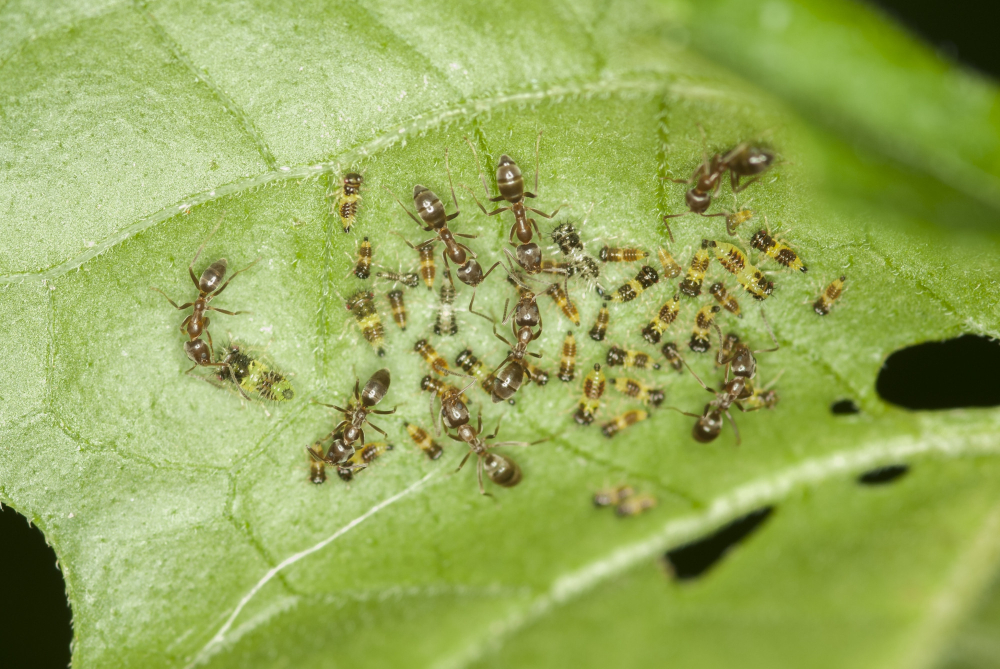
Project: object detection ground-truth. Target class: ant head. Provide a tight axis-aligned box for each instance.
[744,146,775,174]
[729,345,756,379]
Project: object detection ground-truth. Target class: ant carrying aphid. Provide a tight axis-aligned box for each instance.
[388,150,499,319]
[151,224,259,390]
[452,411,543,495]
[313,369,396,465]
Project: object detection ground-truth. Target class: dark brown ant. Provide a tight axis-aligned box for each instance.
[388,150,499,318]
[452,411,542,495]
[313,369,395,464]
[464,133,561,245]
[723,142,776,192]
[489,319,542,404]
[501,268,544,341]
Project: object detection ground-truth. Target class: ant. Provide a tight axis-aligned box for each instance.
[452,411,542,495]
[489,318,543,404]
[501,265,545,341]
[313,369,395,464]
[388,150,499,318]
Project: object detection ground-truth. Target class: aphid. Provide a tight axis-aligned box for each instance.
[611,377,665,407]
[451,411,535,495]
[601,409,649,438]
[414,338,449,375]
[589,306,610,341]
[641,293,681,345]
[657,248,682,279]
[420,375,466,402]
[709,282,742,318]
[574,363,606,426]
[707,240,774,301]
[661,341,684,372]
[593,485,635,508]
[739,384,779,411]
[558,331,577,383]
[215,341,295,402]
[606,345,661,370]
[689,305,721,353]
[404,421,443,460]
[433,268,458,337]
[337,441,394,482]
[551,221,584,256]
[545,281,581,326]
[615,493,657,517]
[150,225,257,374]
[679,241,711,298]
[599,246,648,263]
[306,441,327,484]
[314,369,394,463]
[346,290,386,357]
[416,238,436,289]
[456,348,500,399]
[814,275,846,315]
[725,209,754,236]
[375,270,420,288]
[598,265,659,303]
[327,172,364,234]
[386,290,407,330]
[523,361,550,386]
[750,229,807,272]
[351,237,373,279]
[465,133,560,246]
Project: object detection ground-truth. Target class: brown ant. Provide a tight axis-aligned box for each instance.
[452,411,542,495]
[489,319,543,404]
[388,150,499,318]
[313,369,395,464]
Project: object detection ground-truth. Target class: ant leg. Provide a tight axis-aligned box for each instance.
[464,136,495,201]
[663,405,703,419]
[442,148,463,220]
[660,217,675,243]
[455,449,473,473]
[206,306,249,317]
[382,186,433,231]
[756,307,780,353]
[366,420,388,438]
[211,257,261,298]
[501,298,513,325]
[477,459,491,496]
[188,219,223,286]
[486,416,502,440]
[724,410,741,446]
[526,205,561,219]
[179,314,193,335]
[681,358,717,395]
[731,173,762,194]
[492,323,513,350]
[528,351,542,359]
[150,287,193,311]
[533,129,542,196]
[663,211,688,220]
[353,378,361,401]
[370,405,397,415]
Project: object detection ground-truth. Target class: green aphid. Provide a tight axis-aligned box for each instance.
[215,341,295,402]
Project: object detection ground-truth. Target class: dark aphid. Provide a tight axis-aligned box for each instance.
[593,485,635,508]
[750,229,807,272]
[375,270,420,288]
[451,411,539,495]
[606,345,660,370]
[420,375,467,403]
[642,293,681,345]
[598,265,659,303]
[661,341,684,372]
[352,237,373,279]
[404,421,443,460]
[346,290,386,357]
[679,241,711,298]
[327,172,364,234]
[314,369,395,462]
[523,361,550,386]
[601,409,649,438]
[599,246,649,263]
[709,282,742,318]
[814,275,846,315]
[150,224,258,383]
[615,493,657,517]
[306,441,327,484]
[657,248,682,279]
[689,305,721,353]
[434,268,458,336]
[589,306,610,341]
[337,441,394,482]
[574,364,606,426]
[611,377,665,407]
[545,281,580,326]
[456,348,500,400]
[386,290,407,330]
[551,221,584,256]
[558,331,577,383]
[414,338,449,375]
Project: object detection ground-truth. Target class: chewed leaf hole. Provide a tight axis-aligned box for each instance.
[663,506,774,581]
[858,464,910,485]
[0,505,73,669]
[876,335,1000,409]
[831,399,860,415]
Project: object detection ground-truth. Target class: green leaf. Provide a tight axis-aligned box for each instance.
[2,0,999,667]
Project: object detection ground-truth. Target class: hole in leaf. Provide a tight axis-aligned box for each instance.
[858,464,910,485]
[876,335,1000,410]
[831,398,861,415]
[663,506,774,581]
[0,504,73,669]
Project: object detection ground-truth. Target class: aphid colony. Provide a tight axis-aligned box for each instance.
[154,130,844,503]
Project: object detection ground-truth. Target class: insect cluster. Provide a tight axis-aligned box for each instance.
[155,129,846,505]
